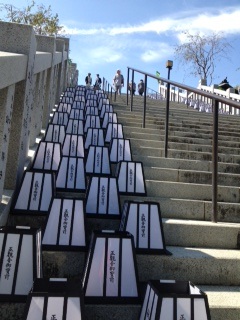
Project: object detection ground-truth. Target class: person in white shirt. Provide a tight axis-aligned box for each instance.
[113,69,124,95]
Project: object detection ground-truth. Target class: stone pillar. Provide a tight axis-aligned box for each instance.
[35,35,57,129]
[0,22,36,190]
[55,38,65,103]
[0,85,15,201]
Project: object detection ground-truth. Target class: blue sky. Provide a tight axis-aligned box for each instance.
[1,0,240,92]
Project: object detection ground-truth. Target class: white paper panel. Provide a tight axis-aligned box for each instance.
[15,172,32,210]
[0,234,4,260]
[66,297,82,320]
[70,135,78,157]
[127,162,135,193]
[76,136,84,158]
[194,299,208,320]
[52,144,61,171]
[62,135,71,155]
[15,235,33,294]
[126,204,138,246]
[0,234,20,294]
[121,239,138,297]
[177,298,191,320]
[139,285,150,320]
[42,199,61,245]
[86,148,95,173]
[86,178,99,214]
[108,179,120,215]
[40,174,53,211]
[33,142,45,169]
[152,293,158,320]
[95,147,103,174]
[45,124,65,144]
[75,158,86,190]
[136,163,145,193]
[72,200,86,246]
[98,178,108,214]
[146,287,156,319]
[150,204,163,249]
[138,204,149,249]
[160,298,173,320]
[59,199,73,246]
[29,173,43,211]
[106,238,120,296]
[85,238,105,296]
[102,148,110,174]
[46,297,64,319]
[44,143,53,170]
[118,162,127,192]
[67,157,76,189]
[26,296,44,320]
[56,157,68,188]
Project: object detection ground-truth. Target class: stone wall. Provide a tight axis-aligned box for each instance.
[0,21,78,225]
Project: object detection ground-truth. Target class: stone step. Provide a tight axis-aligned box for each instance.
[120,195,240,223]
[130,137,240,156]
[123,126,240,149]
[143,166,240,187]
[134,155,240,174]
[146,180,240,203]
[132,145,240,163]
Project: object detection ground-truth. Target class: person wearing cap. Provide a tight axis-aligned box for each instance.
[94,74,102,89]
[113,69,124,95]
[85,73,92,86]
[138,79,145,96]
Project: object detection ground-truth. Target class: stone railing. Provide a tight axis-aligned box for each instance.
[0,21,78,225]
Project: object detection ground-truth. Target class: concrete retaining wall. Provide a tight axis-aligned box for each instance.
[0,21,78,225]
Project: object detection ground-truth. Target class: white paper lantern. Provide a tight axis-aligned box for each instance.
[139,280,211,320]
[44,124,66,145]
[85,177,121,217]
[56,156,86,193]
[0,226,42,302]
[23,278,86,320]
[51,111,69,127]
[85,128,105,150]
[115,161,147,196]
[82,230,140,304]
[42,198,86,251]
[86,146,111,176]
[105,123,124,143]
[32,141,62,172]
[109,138,132,163]
[62,134,85,158]
[120,201,171,254]
[84,115,101,133]
[12,171,54,215]
[66,119,84,135]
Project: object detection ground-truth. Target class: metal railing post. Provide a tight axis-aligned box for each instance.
[164,66,171,158]
[212,99,219,223]
[130,70,134,112]
[143,74,147,128]
[127,68,130,106]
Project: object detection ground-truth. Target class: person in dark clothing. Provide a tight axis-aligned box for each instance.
[85,73,92,86]
[138,79,144,96]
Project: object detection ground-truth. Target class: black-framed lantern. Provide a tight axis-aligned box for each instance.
[51,111,69,127]
[42,198,86,251]
[105,123,124,143]
[119,201,171,255]
[85,128,105,150]
[11,170,54,215]
[0,226,42,302]
[66,119,84,135]
[56,156,86,193]
[82,230,140,304]
[115,161,147,196]
[109,138,132,163]
[23,278,86,319]
[139,280,211,320]
[62,134,85,158]
[85,146,111,176]
[31,141,62,172]
[44,124,66,145]
[85,176,121,218]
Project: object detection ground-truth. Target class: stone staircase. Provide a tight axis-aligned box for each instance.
[1,91,240,320]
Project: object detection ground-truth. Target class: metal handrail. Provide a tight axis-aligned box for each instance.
[126,66,240,223]
[102,77,116,101]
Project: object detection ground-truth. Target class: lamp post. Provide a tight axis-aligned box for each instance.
[164,60,173,158]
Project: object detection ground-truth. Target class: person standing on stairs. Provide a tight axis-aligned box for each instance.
[85,72,92,86]
[113,69,124,95]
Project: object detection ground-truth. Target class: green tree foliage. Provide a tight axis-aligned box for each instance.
[0,1,64,36]
[174,31,231,85]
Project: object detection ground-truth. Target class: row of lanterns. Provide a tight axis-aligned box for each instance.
[0,85,211,319]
